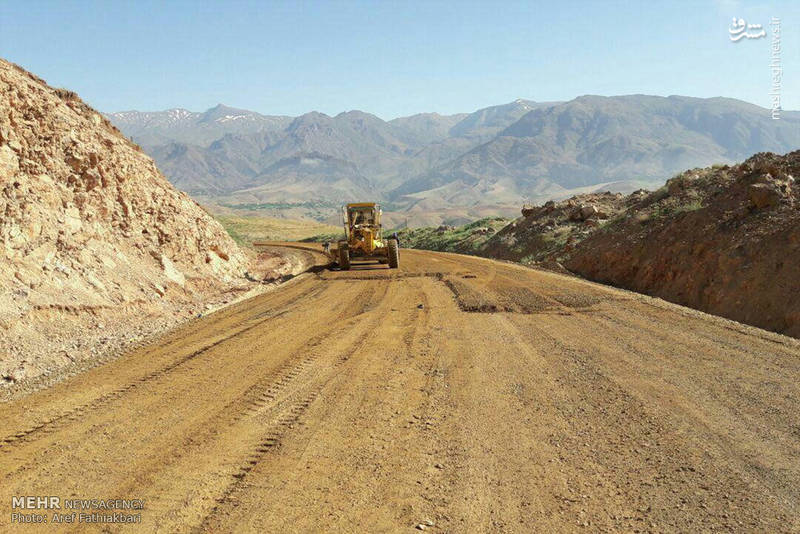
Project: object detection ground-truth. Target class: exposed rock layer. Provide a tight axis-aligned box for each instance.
[0,59,248,384]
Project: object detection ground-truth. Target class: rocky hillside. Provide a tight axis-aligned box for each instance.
[567,152,799,338]
[0,59,251,389]
[481,192,636,263]
[475,151,799,338]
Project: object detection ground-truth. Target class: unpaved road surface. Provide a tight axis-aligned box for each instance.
[2,246,798,532]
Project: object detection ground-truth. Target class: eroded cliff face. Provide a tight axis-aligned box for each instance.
[565,152,799,338]
[0,58,250,387]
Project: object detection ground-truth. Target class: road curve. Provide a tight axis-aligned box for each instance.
[1,247,798,532]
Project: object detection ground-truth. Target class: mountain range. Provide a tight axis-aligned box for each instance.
[108,96,800,225]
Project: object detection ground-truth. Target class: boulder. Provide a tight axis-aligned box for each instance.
[159,254,186,286]
[580,205,599,220]
[570,204,599,221]
[0,144,19,174]
[748,183,782,209]
[667,173,698,195]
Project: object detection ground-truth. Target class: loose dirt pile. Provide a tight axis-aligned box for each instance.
[0,59,281,390]
[483,151,800,337]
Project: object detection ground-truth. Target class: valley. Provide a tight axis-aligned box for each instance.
[108,97,800,226]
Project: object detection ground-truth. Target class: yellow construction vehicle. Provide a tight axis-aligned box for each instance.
[335,202,399,270]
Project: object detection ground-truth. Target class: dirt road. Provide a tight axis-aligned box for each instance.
[2,246,798,532]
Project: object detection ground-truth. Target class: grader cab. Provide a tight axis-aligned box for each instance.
[335,203,399,270]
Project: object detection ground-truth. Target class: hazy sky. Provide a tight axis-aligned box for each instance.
[1,0,797,118]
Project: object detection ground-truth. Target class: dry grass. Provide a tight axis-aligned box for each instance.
[215,215,341,248]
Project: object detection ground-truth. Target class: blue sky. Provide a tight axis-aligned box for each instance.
[0,0,797,118]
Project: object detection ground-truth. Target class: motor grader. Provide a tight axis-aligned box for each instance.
[334,202,399,270]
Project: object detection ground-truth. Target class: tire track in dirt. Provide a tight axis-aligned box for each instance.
[2,247,798,533]
[202,276,441,532]
[192,283,399,532]
[0,281,371,501]
[0,277,386,533]
[319,279,434,532]
[0,306,294,452]
[0,281,328,453]
[191,392,322,534]
[87,279,391,532]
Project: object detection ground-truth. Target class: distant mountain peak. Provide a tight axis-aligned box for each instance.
[297,111,332,119]
[108,95,800,222]
[201,103,254,120]
[207,103,241,112]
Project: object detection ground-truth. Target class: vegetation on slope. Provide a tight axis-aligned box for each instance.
[301,217,509,252]
[392,217,510,253]
[216,215,340,248]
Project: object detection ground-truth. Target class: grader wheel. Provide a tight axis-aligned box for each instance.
[338,242,351,270]
[388,238,399,269]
